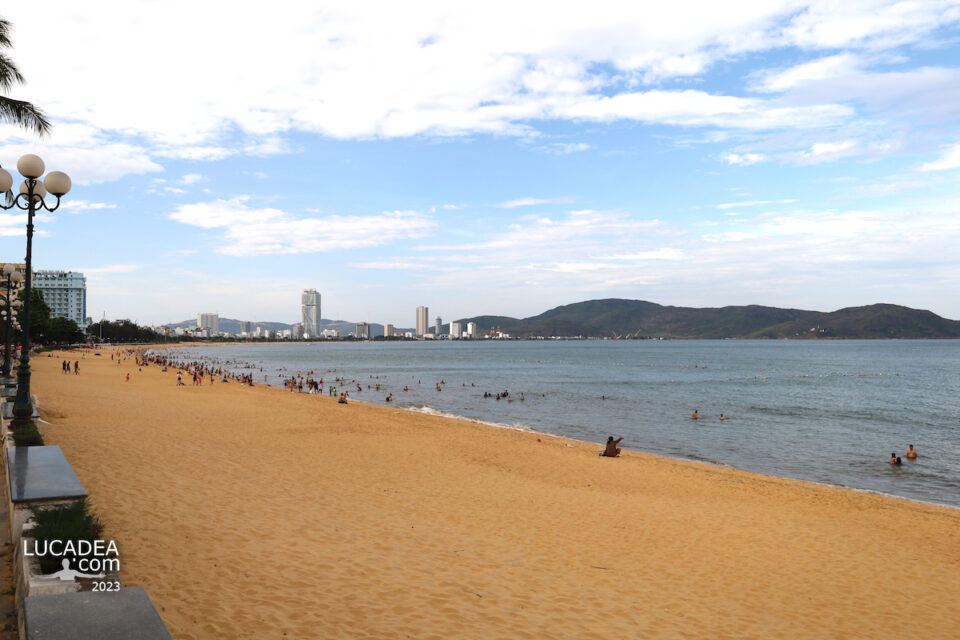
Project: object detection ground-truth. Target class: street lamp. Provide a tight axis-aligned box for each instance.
[1,265,24,377]
[0,154,71,432]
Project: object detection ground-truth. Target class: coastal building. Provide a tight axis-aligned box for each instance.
[355,322,370,339]
[302,289,321,337]
[450,321,462,338]
[416,306,429,337]
[240,321,252,336]
[466,322,477,338]
[292,323,303,339]
[197,313,219,333]
[384,324,394,337]
[435,316,442,336]
[322,328,340,338]
[33,270,87,328]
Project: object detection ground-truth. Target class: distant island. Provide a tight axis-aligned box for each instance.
[458,299,960,339]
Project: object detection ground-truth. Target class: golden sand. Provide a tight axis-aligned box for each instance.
[28,347,960,639]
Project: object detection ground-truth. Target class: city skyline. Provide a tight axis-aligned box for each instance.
[2,3,960,324]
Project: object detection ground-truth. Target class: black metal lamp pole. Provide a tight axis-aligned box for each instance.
[0,156,71,432]
[1,272,17,377]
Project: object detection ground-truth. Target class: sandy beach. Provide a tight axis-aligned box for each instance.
[27,347,960,639]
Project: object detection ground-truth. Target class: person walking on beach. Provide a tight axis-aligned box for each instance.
[74,361,79,375]
[601,436,624,457]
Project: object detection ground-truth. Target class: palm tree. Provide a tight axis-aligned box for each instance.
[0,16,49,135]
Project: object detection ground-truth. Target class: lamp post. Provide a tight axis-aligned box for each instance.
[0,154,71,432]
[1,266,24,377]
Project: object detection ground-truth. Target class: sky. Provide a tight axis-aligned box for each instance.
[1,0,959,326]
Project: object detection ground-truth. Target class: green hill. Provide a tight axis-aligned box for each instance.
[458,299,960,339]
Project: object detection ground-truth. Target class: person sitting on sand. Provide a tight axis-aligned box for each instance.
[906,444,918,459]
[338,392,348,404]
[601,436,623,457]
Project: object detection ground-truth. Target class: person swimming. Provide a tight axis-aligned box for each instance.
[720,413,725,421]
[906,444,918,459]
[692,410,698,420]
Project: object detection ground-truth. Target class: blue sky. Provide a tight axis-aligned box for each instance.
[2,1,960,326]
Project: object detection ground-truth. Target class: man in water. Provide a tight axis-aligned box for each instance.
[602,436,624,457]
[692,410,698,420]
[906,444,918,459]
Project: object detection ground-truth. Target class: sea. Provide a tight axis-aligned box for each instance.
[159,340,960,509]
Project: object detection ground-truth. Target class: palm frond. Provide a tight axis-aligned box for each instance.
[0,53,24,91]
[0,96,49,136]
[0,18,13,49]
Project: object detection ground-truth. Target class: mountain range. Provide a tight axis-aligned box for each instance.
[457,300,960,339]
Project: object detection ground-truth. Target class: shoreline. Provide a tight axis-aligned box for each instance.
[33,346,960,639]
[153,341,960,511]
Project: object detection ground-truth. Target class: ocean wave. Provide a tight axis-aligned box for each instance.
[405,405,535,433]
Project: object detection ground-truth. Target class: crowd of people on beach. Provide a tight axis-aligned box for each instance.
[121,348,926,469]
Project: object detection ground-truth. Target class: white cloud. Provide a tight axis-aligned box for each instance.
[796,139,859,164]
[550,142,591,154]
[498,197,573,208]
[6,0,952,163]
[59,201,118,214]
[721,152,769,166]
[918,144,960,171]
[753,54,864,93]
[169,197,435,256]
[180,173,206,185]
[715,199,796,209]
[170,197,285,229]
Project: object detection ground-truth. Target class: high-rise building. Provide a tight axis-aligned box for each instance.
[240,321,252,335]
[435,316,442,336]
[302,289,321,337]
[450,322,462,338]
[466,322,477,338]
[355,322,369,339]
[34,270,87,328]
[197,313,219,333]
[292,323,303,339]
[416,306,429,337]
[384,324,394,337]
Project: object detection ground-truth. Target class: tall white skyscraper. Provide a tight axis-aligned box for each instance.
[416,306,429,336]
[302,289,321,337]
[34,270,87,328]
[435,316,442,335]
[355,322,370,339]
[197,313,219,333]
[450,322,462,338]
[384,324,394,337]
[466,322,477,338]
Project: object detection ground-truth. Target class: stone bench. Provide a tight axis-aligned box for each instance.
[5,446,87,544]
[22,586,173,640]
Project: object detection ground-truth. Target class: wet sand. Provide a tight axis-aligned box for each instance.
[30,347,960,639]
